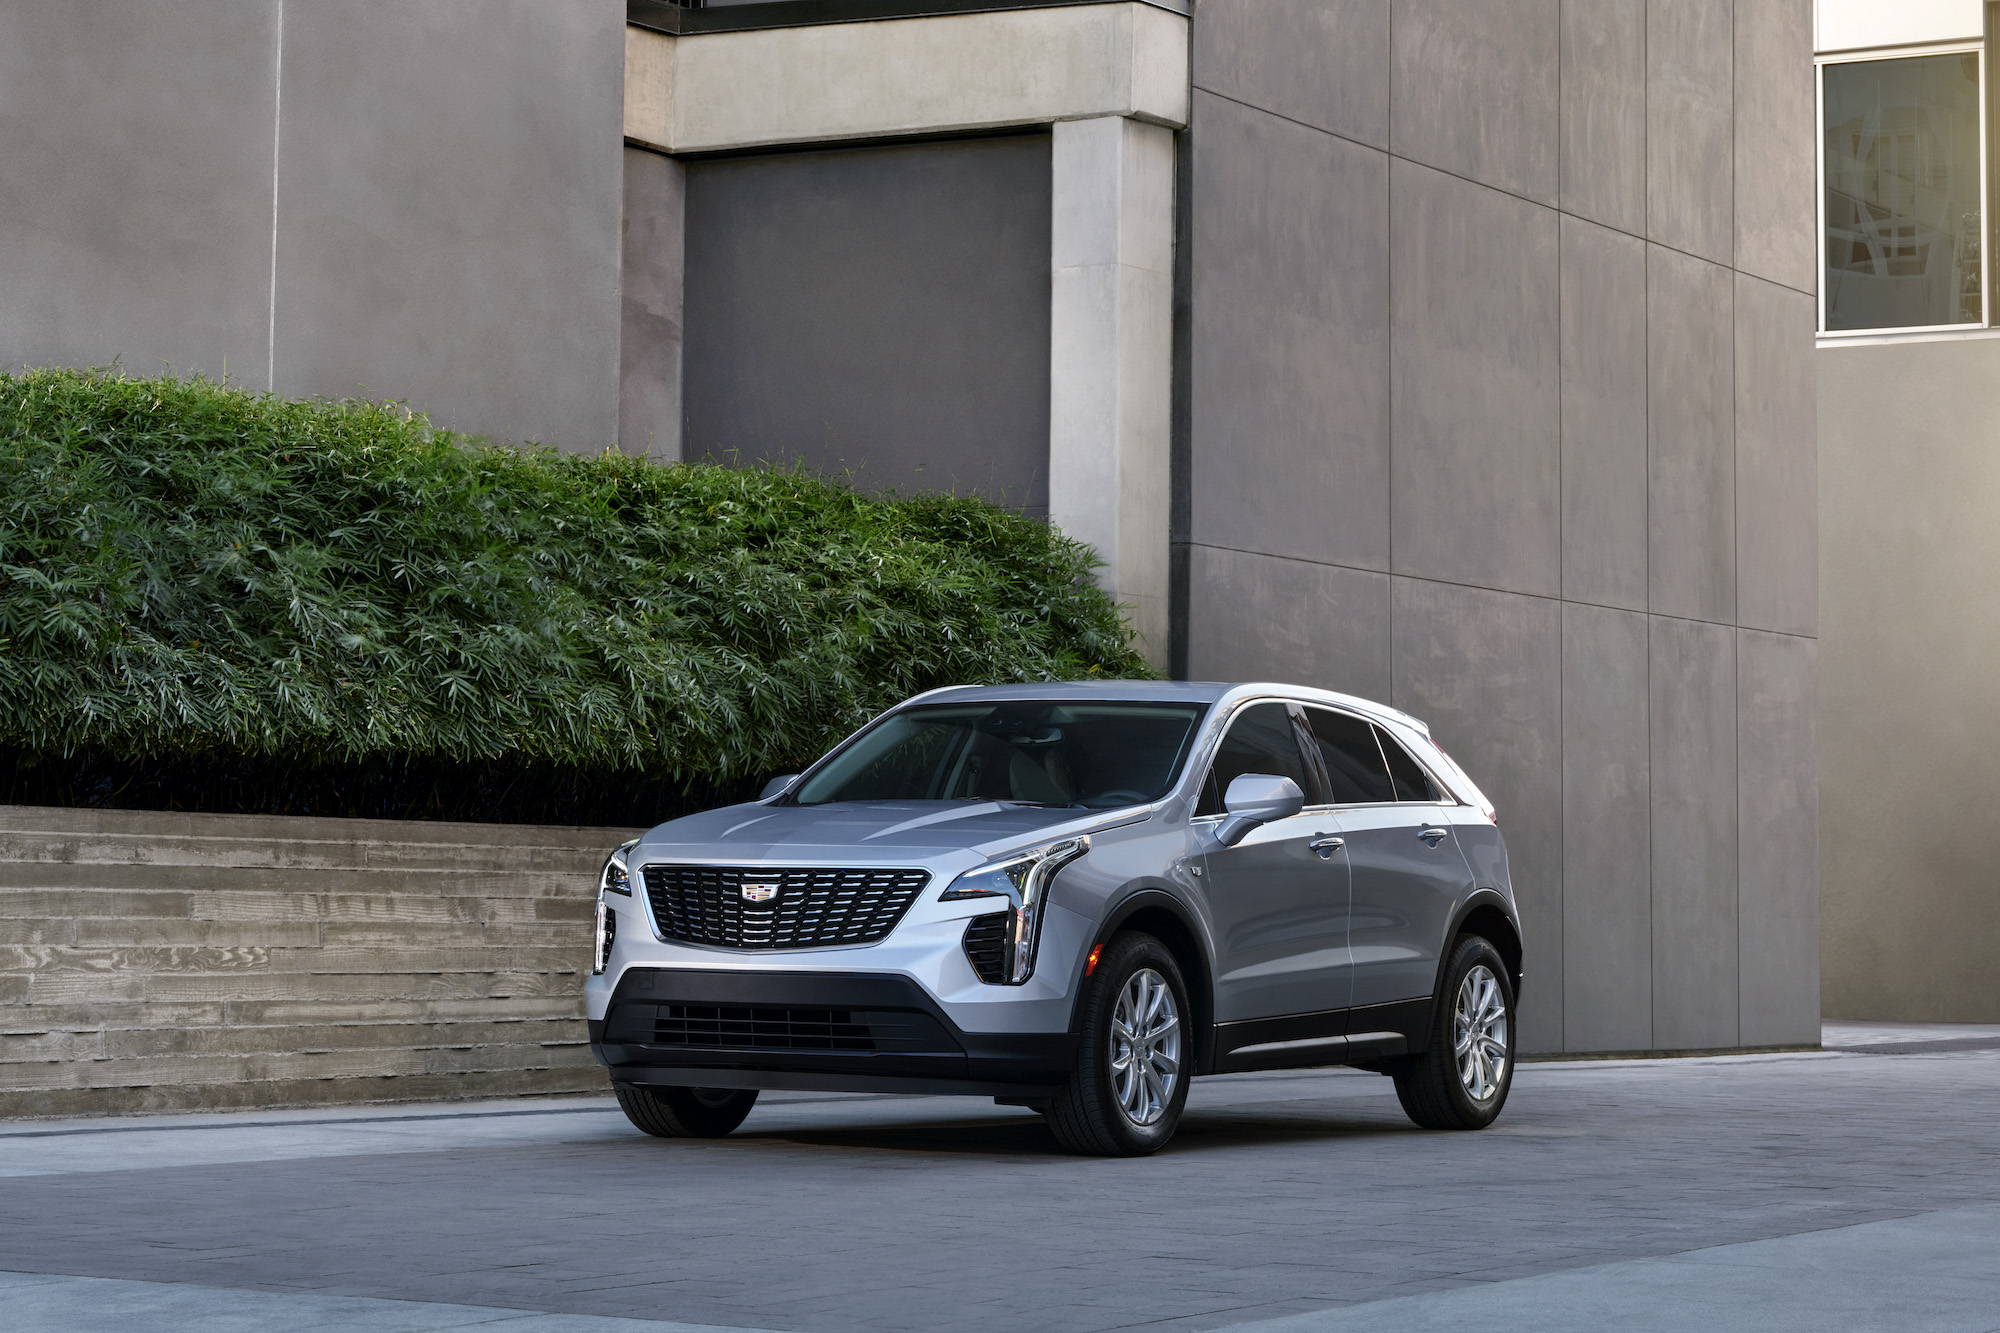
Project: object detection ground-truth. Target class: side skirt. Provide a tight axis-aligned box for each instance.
[1204,998,1434,1075]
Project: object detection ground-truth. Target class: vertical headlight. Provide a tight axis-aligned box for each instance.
[941,837,1088,985]
[593,839,637,976]
[600,839,638,896]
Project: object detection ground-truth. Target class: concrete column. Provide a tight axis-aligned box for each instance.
[1049,115,1175,668]
[619,145,684,459]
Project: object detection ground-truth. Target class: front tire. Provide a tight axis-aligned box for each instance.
[1393,935,1515,1130]
[615,1083,759,1138]
[1047,933,1190,1156]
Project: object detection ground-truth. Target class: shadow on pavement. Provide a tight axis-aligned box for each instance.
[722,1104,1419,1157]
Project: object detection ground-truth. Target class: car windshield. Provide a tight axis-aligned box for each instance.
[790,700,1210,809]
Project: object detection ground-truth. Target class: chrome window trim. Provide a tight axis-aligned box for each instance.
[1297,701,1469,810]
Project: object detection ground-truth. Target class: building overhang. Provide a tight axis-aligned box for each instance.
[624,0,1190,155]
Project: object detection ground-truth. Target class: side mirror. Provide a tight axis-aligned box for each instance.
[760,774,800,801]
[1214,774,1304,847]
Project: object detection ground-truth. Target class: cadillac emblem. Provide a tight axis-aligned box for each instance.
[740,880,780,904]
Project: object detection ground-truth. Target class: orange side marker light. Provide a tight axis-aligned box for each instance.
[1084,942,1103,977]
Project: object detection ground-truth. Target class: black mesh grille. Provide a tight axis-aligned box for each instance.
[654,1004,878,1051]
[641,864,931,949]
[963,912,1009,984]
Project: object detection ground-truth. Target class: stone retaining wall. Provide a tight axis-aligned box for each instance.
[0,805,637,1118]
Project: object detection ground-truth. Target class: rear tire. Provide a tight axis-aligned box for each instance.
[1393,935,1515,1130]
[1047,933,1190,1156]
[615,1083,759,1138]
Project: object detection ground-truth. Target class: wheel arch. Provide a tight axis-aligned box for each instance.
[1086,888,1217,1076]
[1443,890,1523,1001]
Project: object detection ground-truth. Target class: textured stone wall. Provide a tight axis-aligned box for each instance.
[0,0,624,452]
[1177,0,1820,1054]
[0,806,635,1119]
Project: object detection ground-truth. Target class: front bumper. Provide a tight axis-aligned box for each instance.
[591,966,1076,1096]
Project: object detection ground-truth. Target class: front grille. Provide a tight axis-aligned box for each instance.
[604,997,957,1054]
[642,864,931,949]
[963,912,1009,984]
[654,1004,878,1051]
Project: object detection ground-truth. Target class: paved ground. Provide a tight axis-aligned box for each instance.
[3,1022,1999,1332]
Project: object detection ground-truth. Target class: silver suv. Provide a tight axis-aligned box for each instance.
[587,681,1521,1155]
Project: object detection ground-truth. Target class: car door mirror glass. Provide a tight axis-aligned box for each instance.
[1214,773,1304,847]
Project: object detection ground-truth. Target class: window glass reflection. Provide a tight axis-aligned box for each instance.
[1824,53,1983,331]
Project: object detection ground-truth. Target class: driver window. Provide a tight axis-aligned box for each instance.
[1196,703,1312,817]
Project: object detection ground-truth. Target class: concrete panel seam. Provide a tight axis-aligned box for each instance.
[1186,542,1816,642]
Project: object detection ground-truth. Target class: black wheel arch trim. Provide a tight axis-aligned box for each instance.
[1078,885,1219,1075]
[1434,889,1524,1005]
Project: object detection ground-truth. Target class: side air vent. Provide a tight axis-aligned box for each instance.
[962,912,1009,984]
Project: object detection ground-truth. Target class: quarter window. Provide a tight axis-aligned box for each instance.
[1303,707,1394,804]
[1376,729,1446,803]
[1196,703,1312,817]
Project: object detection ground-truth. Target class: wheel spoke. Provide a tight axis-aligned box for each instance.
[1451,964,1511,1102]
[1104,966,1181,1128]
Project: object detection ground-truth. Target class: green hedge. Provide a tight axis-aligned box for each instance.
[0,368,1151,793]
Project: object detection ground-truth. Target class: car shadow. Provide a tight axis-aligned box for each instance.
[730,1104,1420,1158]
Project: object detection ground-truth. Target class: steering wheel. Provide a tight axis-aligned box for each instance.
[1091,789,1149,807]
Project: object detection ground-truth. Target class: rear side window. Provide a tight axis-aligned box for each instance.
[1377,727,1446,802]
[1196,702,1312,817]
[1304,707,1394,804]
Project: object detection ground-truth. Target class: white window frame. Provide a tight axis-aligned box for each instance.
[1817,40,1989,338]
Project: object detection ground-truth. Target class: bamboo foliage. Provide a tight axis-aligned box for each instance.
[0,369,1152,780]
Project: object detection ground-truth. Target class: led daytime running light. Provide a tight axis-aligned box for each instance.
[941,837,1088,985]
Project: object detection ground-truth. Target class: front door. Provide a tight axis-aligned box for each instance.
[1195,702,1351,1024]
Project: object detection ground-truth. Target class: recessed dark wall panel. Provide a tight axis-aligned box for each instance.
[683,134,1052,516]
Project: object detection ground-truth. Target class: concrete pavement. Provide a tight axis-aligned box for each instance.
[2,1023,1997,1331]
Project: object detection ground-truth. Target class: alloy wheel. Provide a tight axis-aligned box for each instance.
[1110,967,1182,1126]
[1454,963,1509,1101]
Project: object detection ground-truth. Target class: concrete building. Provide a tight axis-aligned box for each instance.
[1814,0,2000,1022]
[0,0,1819,1059]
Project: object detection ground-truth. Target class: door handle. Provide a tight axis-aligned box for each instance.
[1418,828,1449,847]
[1309,835,1345,859]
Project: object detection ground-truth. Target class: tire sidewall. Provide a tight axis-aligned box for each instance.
[1434,937,1516,1127]
[1080,934,1192,1154]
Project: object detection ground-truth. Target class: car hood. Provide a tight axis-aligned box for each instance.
[638,800,1120,859]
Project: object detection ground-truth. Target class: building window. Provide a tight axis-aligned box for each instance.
[1820,49,1985,333]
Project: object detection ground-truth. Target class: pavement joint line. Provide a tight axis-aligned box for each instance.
[0,1269,792,1331]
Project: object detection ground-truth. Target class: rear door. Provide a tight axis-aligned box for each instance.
[1303,709,1473,1011]
[1195,702,1351,1023]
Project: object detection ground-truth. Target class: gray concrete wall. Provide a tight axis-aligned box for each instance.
[1818,338,2000,1022]
[679,134,1054,516]
[1178,0,1820,1054]
[0,0,624,451]
[0,806,633,1118]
